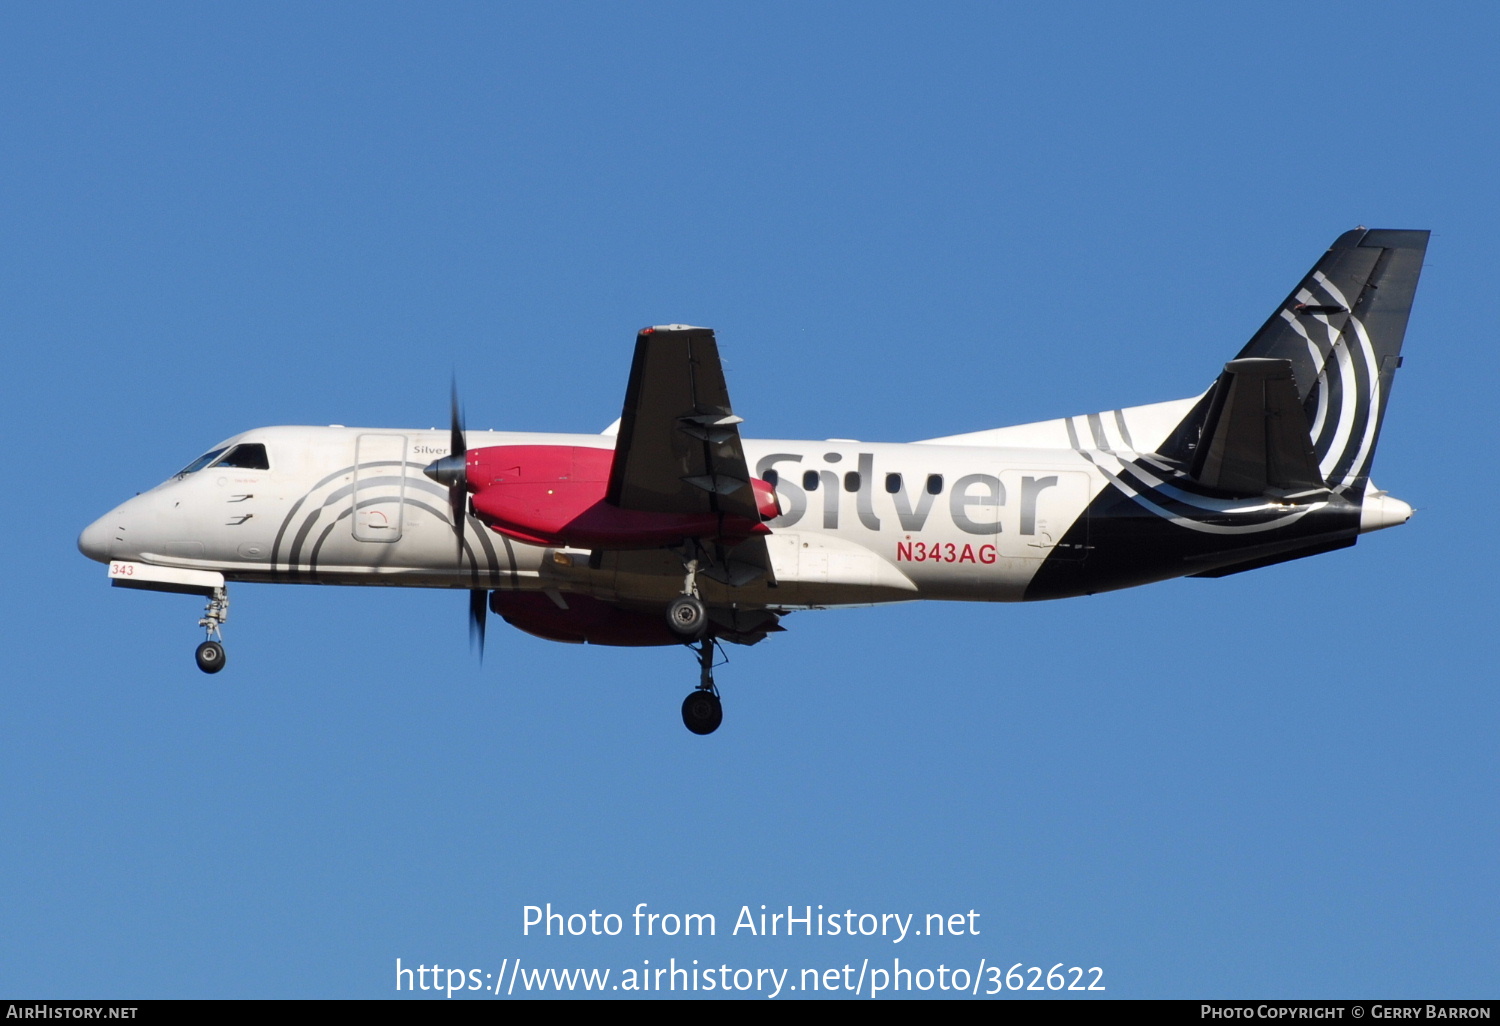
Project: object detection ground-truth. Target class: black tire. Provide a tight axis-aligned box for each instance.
[681,691,723,735]
[195,640,226,674]
[667,595,707,639]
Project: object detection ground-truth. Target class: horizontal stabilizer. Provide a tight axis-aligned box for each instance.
[1189,358,1325,497]
[1186,532,1357,578]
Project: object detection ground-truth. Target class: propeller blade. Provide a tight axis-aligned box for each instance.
[450,379,467,461]
[449,380,468,562]
[450,484,468,562]
[469,588,488,660]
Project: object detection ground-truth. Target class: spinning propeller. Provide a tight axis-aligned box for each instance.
[469,587,488,660]
[422,381,488,659]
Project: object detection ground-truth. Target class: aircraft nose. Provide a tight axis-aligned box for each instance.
[78,513,116,563]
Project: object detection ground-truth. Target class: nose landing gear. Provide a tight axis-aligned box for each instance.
[195,640,225,673]
[195,586,229,674]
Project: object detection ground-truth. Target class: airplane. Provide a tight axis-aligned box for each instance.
[78,227,1427,735]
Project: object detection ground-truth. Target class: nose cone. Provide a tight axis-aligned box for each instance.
[78,514,114,563]
[423,453,468,487]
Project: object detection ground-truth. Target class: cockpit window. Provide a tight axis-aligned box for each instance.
[216,443,270,470]
[174,443,271,477]
[176,447,228,476]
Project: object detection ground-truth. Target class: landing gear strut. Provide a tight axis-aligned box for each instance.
[680,637,723,735]
[195,586,229,674]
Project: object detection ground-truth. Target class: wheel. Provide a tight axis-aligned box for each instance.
[195,640,226,674]
[681,690,723,735]
[667,595,707,639]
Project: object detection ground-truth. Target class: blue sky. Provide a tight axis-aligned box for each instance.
[3,2,1496,999]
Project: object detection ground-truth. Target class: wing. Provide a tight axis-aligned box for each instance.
[606,325,761,521]
[603,325,774,585]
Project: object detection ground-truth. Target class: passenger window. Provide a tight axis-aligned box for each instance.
[926,474,943,495]
[844,472,860,492]
[803,470,820,491]
[763,469,779,487]
[216,443,270,470]
[885,473,902,494]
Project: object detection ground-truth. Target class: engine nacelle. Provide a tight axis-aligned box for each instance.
[488,591,782,647]
[488,591,679,647]
[749,477,782,520]
[465,444,776,549]
[465,445,610,546]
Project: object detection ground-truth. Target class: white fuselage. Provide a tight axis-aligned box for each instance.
[79,423,1125,609]
[78,394,1407,611]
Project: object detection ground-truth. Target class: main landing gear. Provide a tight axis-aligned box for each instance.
[667,595,707,638]
[680,636,723,735]
[194,586,229,674]
[667,553,722,734]
[666,556,708,641]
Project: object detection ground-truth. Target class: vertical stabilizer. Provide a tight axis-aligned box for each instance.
[1027,229,1426,600]
[1233,227,1428,497]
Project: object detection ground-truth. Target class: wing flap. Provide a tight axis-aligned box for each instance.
[698,537,774,587]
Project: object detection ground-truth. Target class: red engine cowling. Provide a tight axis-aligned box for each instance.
[488,592,782,647]
[749,477,782,520]
[488,591,680,647]
[464,444,777,549]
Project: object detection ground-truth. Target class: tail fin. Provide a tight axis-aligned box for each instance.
[1164,228,1428,498]
[1238,227,1429,496]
